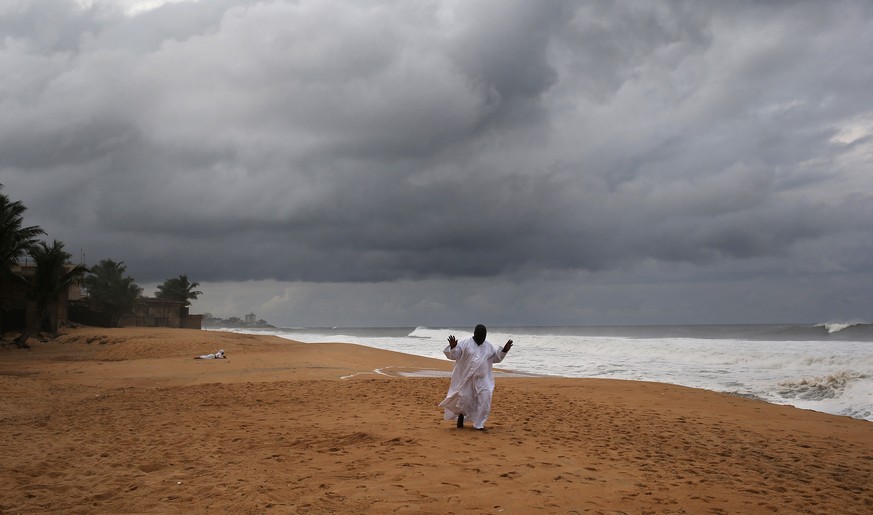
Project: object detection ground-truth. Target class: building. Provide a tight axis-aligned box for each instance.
[118,298,203,329]
[0,263,82,333]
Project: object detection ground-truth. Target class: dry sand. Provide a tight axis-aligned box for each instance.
[1,327,871,514]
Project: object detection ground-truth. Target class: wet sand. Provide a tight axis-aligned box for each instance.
[1,327,871,514]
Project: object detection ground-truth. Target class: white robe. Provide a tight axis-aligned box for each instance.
[439,337,507,429]
[196,350,225,359]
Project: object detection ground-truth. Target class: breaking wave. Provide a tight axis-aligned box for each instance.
[777,372,868,401]
[815,321,868,334]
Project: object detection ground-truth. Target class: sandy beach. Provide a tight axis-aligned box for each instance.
[1,327,871,514]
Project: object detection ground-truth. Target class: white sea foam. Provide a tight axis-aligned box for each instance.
[777,372,866,400]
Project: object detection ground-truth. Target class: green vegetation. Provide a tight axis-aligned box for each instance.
[1,184,46,344]
[83,259,143,328]
[0,183,205,341]
[16,240,87,343]
[155,274,202,307]
[0,184,45,288]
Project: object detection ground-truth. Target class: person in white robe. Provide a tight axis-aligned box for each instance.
[193,349,226,359]
[439,324,513,430]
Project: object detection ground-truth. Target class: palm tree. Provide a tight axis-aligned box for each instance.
[155,274,202,308]
[83,259,142,327]
[0,184,45,335]
[0,184,44,277]
[16,240,86,347]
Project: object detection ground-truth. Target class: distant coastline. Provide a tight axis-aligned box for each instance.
[201,314,274,330]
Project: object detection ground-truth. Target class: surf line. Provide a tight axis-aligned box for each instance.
[339,365,447,379]
[339,368,393,380]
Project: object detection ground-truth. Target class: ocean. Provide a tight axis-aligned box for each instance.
[209,323,873,422]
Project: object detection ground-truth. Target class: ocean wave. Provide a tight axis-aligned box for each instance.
[815,321,868,334]
[408,326,431,338]
[408,326,467,339]
[410,324,873,342]
[777,371,868,401]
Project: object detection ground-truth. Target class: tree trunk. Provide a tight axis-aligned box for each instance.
[14,300,39,349]
[44,300,59,337]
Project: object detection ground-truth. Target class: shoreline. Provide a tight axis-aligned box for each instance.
[213,325,873,423]
[1,327,871,513]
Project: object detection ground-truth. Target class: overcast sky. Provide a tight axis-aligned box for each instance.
[3,0,872,327]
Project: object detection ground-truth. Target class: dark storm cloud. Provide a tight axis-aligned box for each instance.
[3,0,872,294]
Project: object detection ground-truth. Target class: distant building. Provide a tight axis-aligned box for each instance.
[201,313,274,329]
[118,297,203,329]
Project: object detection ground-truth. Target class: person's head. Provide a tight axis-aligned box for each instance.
[473,324,487,344]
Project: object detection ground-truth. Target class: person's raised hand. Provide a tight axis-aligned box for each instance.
[448,335,458,349]
[503,339,513,353]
